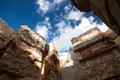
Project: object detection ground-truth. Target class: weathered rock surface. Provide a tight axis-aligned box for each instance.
[78,39,116,61]
[59,52,84,80]
[0,19,14,58]
[0,19,61,80]
[42,43,61,80]
[0,19,14,47]
[17,26,46,68]
[79,48,120,80]
[71,28,103,52]
[71,0,120,35]
[18,26,46,53]
[105,29,117,39]
[0,39,40,77]
[0,26,46,80]
[72,28,120,80]
[43,54,61,80]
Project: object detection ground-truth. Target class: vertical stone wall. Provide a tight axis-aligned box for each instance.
[42,43,61,80]
[72,28,120,80]
[0,19,15,58]
[0,19,61,80]
[59,52,84,80]
[0,24,46,80]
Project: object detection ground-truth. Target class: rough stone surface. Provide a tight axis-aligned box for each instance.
[18,26,46,53]
[60,52,84,80]
[114,36,120,49]
[42,44,61,80]
[0,19,61,80]
[79,48,120,80]
[0,35,41,78]
[71,28,103,51]
[61,66,83,80]
[78,39,116,61]
[42,54,61,80]
[72,28,120,80]
[17,26,46,67]
[105,29,117,39]
[0,73,21,80]
[0,19,14,48]
[0,20,52,80]
[0,19,14,58]
[105,29,120,50]
[71,0,120,35]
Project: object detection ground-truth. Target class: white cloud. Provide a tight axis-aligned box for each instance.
[45,17,49,22]
[55,21,66,28]
[54,0,63,4]
[35,24,48,39]
[36,0,50,13]
[68,10,84,21]
[36,0,63,14]
[51,16,109,52]
[64,5,70,11]
[35,17,51,39]
[97,23,109,32]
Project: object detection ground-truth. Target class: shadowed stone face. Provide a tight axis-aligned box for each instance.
[71,0,90,12]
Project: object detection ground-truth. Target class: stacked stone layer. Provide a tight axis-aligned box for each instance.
[72,28,120,80]
[0,19,61,80]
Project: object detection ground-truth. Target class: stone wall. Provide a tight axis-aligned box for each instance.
[59,52,84,80]
[42,43,61,80]
[72,28,120,80]
[0,19,61,80]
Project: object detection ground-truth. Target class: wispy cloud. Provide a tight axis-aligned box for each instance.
[97,23,109,32]
[67,10,84,21]
[35,17,51,39]
[35,24,48,39]
[53,0,63,4]
[36,0,50,13]
[36,0,63,14]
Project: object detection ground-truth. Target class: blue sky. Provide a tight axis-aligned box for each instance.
[0,0,109,52]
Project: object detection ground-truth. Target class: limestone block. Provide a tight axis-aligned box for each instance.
[78,39,116,61]
[19,42,42,63]
[105,29,117,39]
[18,26,46,53]
[114,36,120,49]
[0,40,40,77]
[42,54,61,80]
[72,28,103,51]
